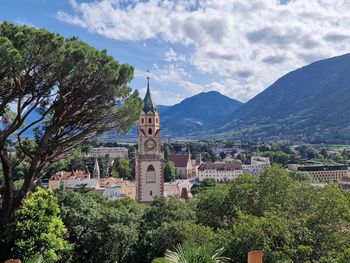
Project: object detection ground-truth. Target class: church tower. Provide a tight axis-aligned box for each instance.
[136,77,164,203]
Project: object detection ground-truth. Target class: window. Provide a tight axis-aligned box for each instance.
[156,118,158,123]
[150,191,153,196]
[141,118,144,124]
[148,128,152,135]
[146,165,156,183]
[148,117,152,124]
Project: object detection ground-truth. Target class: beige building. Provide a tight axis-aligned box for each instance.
[198,162,243,182]
[289,164,348,182]
[164,180,193,198]
[88,147,128,159]
[135,78,164,203]
[170,152,202,179]
[170,153,192,179]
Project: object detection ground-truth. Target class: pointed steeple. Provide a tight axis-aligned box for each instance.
[93,158,100,180]
[143,76,157,113]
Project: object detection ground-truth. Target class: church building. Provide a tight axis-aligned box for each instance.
[135,77,164,203]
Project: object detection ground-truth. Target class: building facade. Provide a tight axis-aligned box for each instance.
[198,162,243,182]
[169,152,193,179]
[88,147,128,159]
[289,164,348,182]
[242,156,270,176]
[135,78,164,203]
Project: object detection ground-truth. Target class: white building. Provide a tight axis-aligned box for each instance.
[89,147,128,159]
[103,186,127,200]
[198,162,243,182]
[198,156,270,182]
[242,156,270,176]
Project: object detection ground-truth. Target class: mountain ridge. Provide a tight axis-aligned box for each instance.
[221,53,350,142]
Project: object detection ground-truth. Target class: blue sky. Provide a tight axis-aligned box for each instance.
[1,0,350,105]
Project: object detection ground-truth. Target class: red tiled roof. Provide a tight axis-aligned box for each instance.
[51,171,90,180]
[99,177,118,187]
[198,162,242,171]
[169,154,190,167]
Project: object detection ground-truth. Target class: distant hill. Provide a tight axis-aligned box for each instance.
[221,53,350,142]
[161,91,242,135]
[157,105,171,114]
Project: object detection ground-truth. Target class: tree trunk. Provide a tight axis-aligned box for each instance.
[13,159,41,213]
[0,149,14,225]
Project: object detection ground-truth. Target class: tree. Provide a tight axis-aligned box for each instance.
[136,197,196,262]
[289,171,312,183]
[12,188,70,262]
[0,22,142,222]
[114,158,132,179]
[257,165,296,214]
[272,151,290,166]
[219,152,227,160]
[164,144,171,161]
[195,184,231,229]
[228,174,259,216]
[162,242,230,263]
[56,191,144,263]
[164,161,176,182]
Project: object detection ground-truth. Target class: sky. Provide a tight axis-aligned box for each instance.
[1,0,350,105]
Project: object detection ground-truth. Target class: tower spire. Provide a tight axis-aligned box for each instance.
[93,158,100,180]
[143,71,157,113]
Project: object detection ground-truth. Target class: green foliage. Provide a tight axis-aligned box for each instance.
[13,188,70,262]
[228,174,259,216]
[164,161,176,182]
[163,242,230,263]
[257,165,296,213]
[26,254,44,263]
[56,190,144,263]
[289,171,312,182]
[195,184,231,229]
[5,162,350,263]
[113,158,132,179]
[136,197,196,262]
[0,22,142,222]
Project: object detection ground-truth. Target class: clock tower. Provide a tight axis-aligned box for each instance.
[136,77,164,203]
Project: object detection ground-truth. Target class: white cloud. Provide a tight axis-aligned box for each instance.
[164,48,186,62]
[57,0,350,102]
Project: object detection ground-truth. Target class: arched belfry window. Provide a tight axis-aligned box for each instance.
[146,165,156,183]
[141,118,144,124]
[156,118,158,124]
[148,128,152,135]
[148,117,152,124]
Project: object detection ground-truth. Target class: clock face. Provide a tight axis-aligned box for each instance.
[145,139,157,151]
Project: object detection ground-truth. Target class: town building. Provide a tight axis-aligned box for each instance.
[102,186,127,201]
[288,164,348,182]
[170,152,201,179]
[49,170,91,189]
[197,156,270,182]
[170,152,192,179]
[88,147,128,159]
[135,78,164,203]
[164,180,193,199]
[242,156,270,176]
[198,162,243,182]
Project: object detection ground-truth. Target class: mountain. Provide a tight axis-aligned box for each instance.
[157,105,171,114]
[222,53,350,142]
[161,91,242,135]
